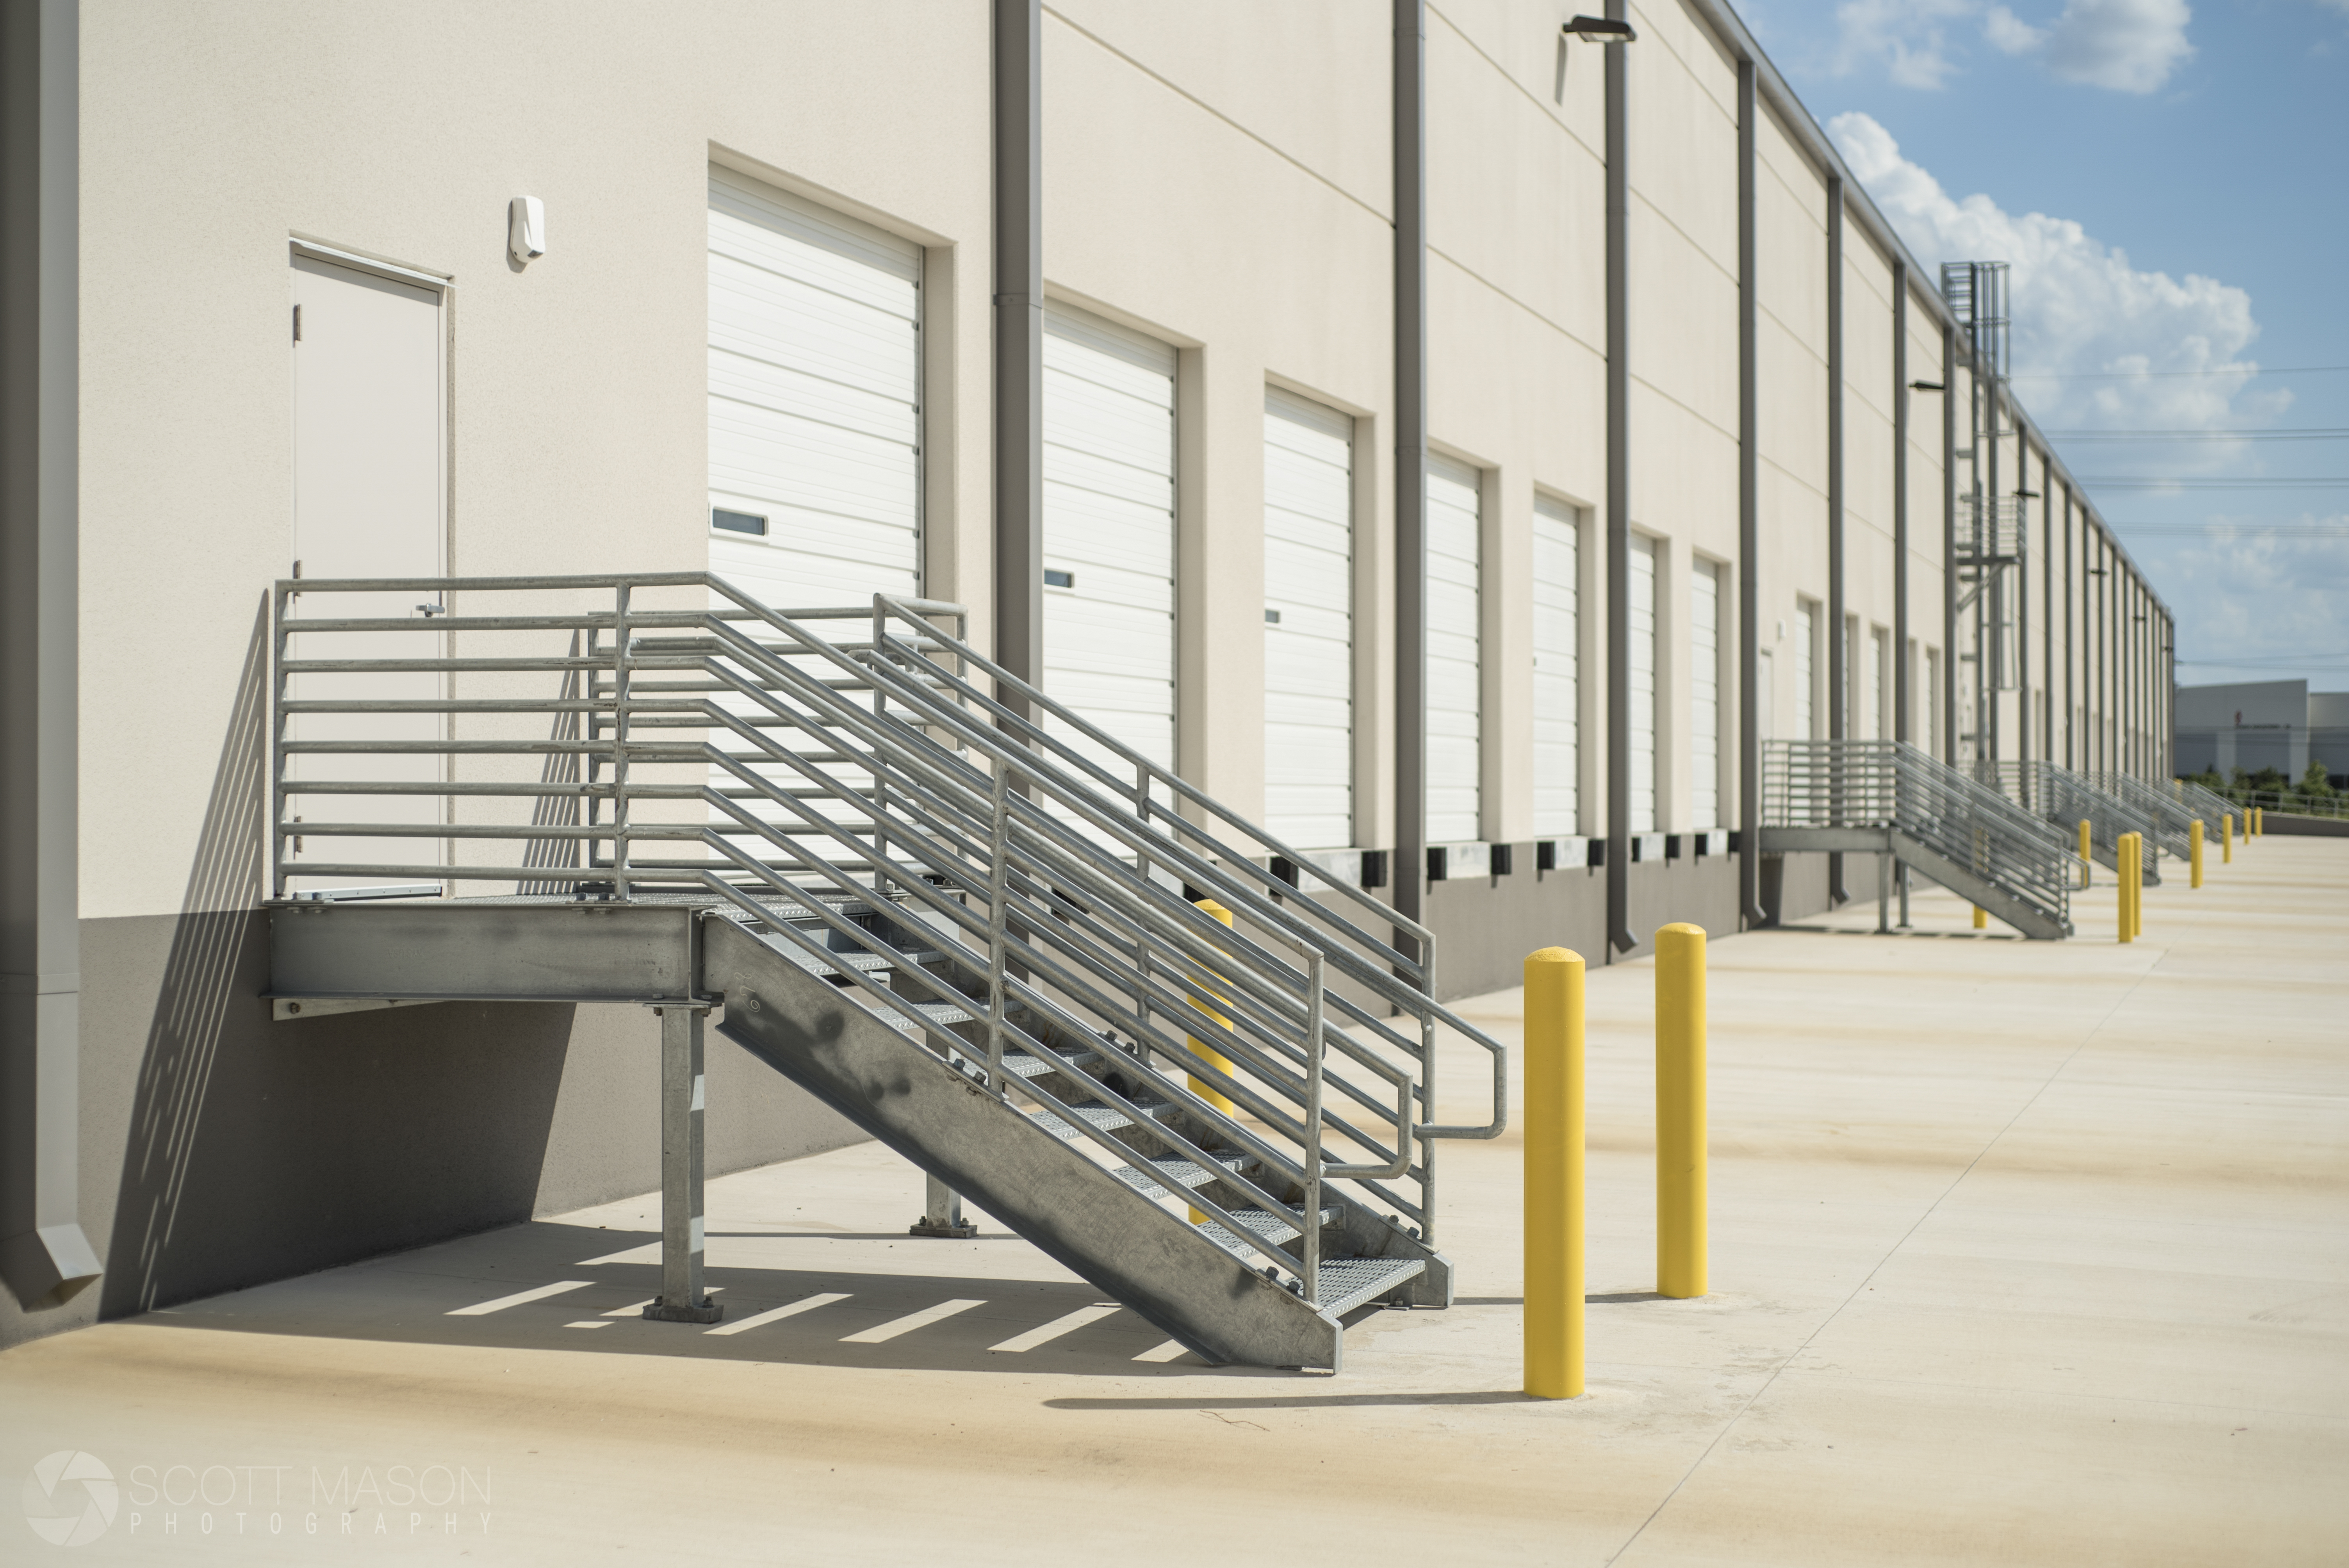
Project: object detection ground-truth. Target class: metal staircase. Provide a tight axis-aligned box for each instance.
[265,572,1506,1371]
[1973,759,2162,884]
[2090,771,2217,864]
[1761,739,2075,939]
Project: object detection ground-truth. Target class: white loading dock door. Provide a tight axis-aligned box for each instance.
[1426,454,1483,845]
[1628,533,1658,834]
[1532,494,1579,838]
[1263,388,1355,853]
[285,253,447,894]
[1041,304,1176,841]
[706,169,921,862]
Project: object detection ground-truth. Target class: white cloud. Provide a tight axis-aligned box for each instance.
[1829,112,2273,438]
[2165,519,2349,672]
[2040,0,2194,91]
[1829,0,2192,91]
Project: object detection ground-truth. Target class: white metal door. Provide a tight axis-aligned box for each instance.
[707,170,921,857]
[1426,454,1482,844]
[1263,388,1353,851]
[1042,303,1175,828]
[1690,558,1720,830]
[1532,495,1579,837]
[287,253,446,893]
[1628,533,1657,834]
[707,167,921,607]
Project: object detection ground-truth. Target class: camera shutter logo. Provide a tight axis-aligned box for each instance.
[22,1452,118,1547]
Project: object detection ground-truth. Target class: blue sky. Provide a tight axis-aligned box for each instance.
[1743,0,2349,694]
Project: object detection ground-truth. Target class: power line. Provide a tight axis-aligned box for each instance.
[2008,365,2349,381]
[2045,429,2349,442]
[2081,478,2349,489]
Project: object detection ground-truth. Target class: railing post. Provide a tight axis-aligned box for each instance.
[611,583,633,901]
[2190,818,2204,889]
[1655,923,1707,1300]
[645,1002,721,1322]
[983,764,1011,1096]
[1523,946,1585,1399]
[1300,944,1326,1308]
[270,584,292,898]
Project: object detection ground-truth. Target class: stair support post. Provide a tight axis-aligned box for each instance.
[645,1002,722,1323]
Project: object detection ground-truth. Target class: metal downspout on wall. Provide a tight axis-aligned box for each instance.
[1392,0,1428,944]
[1892,264,1909,745]
[1941,323,1958,763]
[1736,57,1763,930]
[0,0,100,1313]
[2017,440,2032,776]
[2062,484,2074,768]
[1824,178,1846,907]
[1603,0,1634,956]
[2042,477,2055,762]
[993,0,1043,718]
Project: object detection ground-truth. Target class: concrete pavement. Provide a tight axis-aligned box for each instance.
[4,837,2343,1563]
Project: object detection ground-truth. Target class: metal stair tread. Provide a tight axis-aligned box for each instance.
[1113,1154,1248,1198]
[1312,1257,1428,1317]
[1028,1105,1136,1139]
[1198,1206,1341,1252]
[1002,1049,1102,1080]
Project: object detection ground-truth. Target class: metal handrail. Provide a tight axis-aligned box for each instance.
[1973,759,2166,869]
[1763,739,2075,930]
[271,572,1509,1291]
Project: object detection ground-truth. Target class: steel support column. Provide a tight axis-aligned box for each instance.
[645,1003,721,1323]
[1393,0,1429,941]
[1736,57,1763,929]
[1604,0,1635,955]
[1825,178,1846,906]
[993,0,1043,720]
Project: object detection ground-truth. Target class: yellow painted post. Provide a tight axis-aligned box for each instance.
[2222,813,2233,864]
[2190,819,2204,889]
[1972,905,1987,930]
[2078,818,2092,863]
[2254,806,2263,838]
[1524,948,1585,1400]
[2117,831,2138,943]
[1655,923,1707,1299]
[1186,900,1236,1224]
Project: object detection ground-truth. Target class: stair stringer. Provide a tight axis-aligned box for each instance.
[703,917,1358,1370]
[1888,828,2071,941]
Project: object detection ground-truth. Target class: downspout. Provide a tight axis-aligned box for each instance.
[2016,441,2030,777]
[0,0,100,1310]
[1941,324,1957,764]
[1603,0,1634,955]
[2062,485,2073,768]
[1392,0,1428,944]
[1736,57,1763,929]
[2042,471,2054,763]
[1824,178,1845,907]
[993,0,1043,718]
[1892,264,1908,748]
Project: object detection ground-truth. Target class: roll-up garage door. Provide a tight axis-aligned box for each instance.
[1532,494,1579,838]
[1426,454,1482,845]
[707,168,921,859]
[1263,388,1353,852]
[708,167,921,608]
[1042,303,1176,832]
[1629,533,1657,834]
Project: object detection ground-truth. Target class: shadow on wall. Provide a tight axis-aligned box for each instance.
[99,599,576,1319]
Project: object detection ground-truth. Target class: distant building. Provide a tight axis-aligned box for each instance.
[2175,680,2349,781]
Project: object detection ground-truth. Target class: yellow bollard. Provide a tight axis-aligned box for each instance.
[2222,813,2233,864]
[1523,947,1586,1400]
[2117,831,2139,943]
[1972,905,1987,930]
[2190,819,2204,889]
[2254,806,2263,838]
[2133,832,2145,937]
[1655,923,1708,1299]
[2077,819,2094,891]
[1186,900,1237,1224]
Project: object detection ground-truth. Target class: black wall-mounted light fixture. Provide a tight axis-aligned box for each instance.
[1563,14,1637,41]
[1908,380,1946,392]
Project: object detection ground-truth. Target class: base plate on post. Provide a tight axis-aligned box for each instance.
[643,1299,725,1324]
[907,1217,978,1239]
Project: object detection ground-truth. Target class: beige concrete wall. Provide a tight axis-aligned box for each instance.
[77,0,994,923]
[74,0,2138,915]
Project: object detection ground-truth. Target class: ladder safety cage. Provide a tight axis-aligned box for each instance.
[269,573,1506,1306]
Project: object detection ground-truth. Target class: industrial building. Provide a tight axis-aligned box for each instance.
[3,0,2178,1356]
